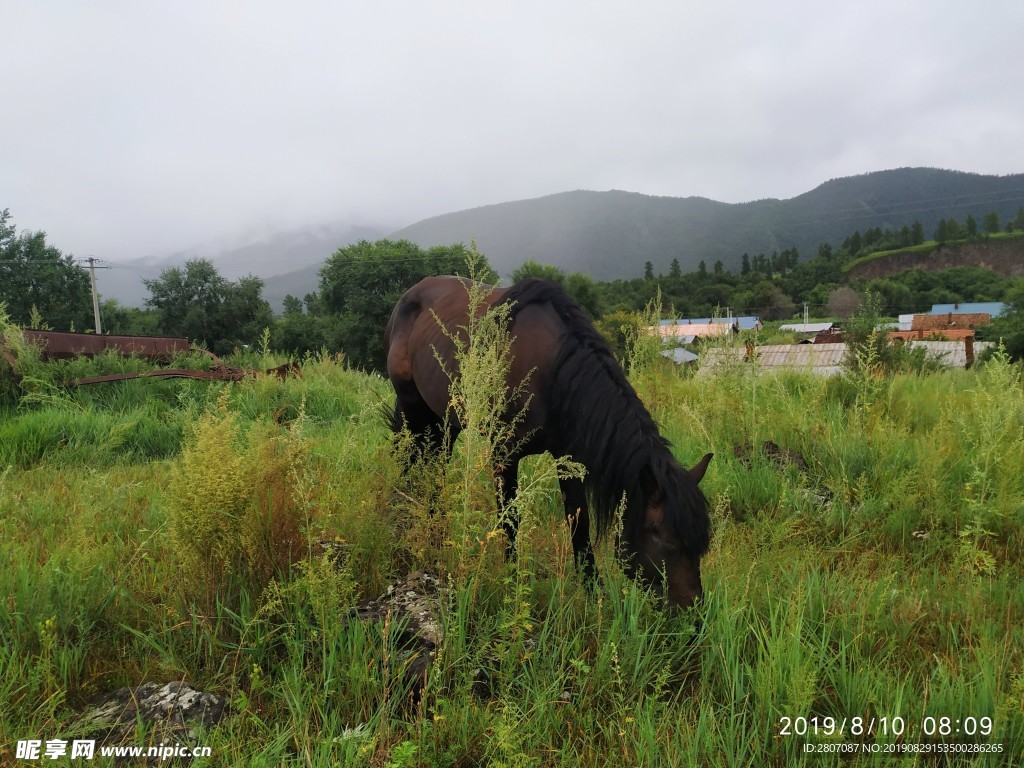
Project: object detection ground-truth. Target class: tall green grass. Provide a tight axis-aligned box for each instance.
[1,327,1022,764]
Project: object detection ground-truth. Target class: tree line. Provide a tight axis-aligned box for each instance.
[4,206,1024,368]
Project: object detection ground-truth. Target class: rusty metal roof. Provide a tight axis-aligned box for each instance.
[912,313,991,331]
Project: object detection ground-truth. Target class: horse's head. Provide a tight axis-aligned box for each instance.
[624,452,713,610]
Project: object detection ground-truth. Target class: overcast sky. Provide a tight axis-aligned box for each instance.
[4,0,1023,263]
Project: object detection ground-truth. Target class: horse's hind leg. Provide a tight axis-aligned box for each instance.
[390,389,448,463]
[559,476,598,585]
[390,391,453,519]
[497,459,521,561]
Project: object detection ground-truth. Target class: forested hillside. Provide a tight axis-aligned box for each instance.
[392,168,1024,279]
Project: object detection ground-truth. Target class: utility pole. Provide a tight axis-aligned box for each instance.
[82,257,109,334]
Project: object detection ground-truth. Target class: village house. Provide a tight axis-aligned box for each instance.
[697,339,992,375]
[654,315,762,343]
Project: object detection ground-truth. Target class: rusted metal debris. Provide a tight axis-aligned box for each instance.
[70,360,300,386]
[2,329,300,386]
[21,329,194,361]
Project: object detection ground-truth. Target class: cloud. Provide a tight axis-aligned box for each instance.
[3,0,1023,261]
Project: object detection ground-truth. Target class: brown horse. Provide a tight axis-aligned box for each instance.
[384,276,713,609]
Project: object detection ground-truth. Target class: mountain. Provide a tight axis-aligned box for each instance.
[391,168,1024,280]
[101,223,388,310]
[96,168,1024,312]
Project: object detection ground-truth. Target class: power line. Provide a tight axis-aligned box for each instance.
[0,259,112,265]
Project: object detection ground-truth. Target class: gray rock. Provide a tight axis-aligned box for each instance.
[77,681,226,756]
[350,570,444,705]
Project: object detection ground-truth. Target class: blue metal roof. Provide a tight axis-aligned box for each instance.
[660,348,699,364]
[779,322,836,333]
[929,302,1006,317]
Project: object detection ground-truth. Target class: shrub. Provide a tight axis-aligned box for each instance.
[167,390,310,611]
[844,292,933,380]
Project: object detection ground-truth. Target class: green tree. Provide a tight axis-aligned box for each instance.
[980,278,1024,359]
[143,258,273,355]
[695,283,733,314]
[643,261,654,280]
[669,258,682,279]
[511,259,601,316]
[100,299,161,335]
[911,221,925,245]
[319,239,494,371]
[564,271,603,317]
[224,274,275,350]
[862,278,912,315]
[272,294,331,356]
[510,259,566,284]
[966,213,978,238]
[1013,206,1024,231]
[826,286,862,319]
[983,211,1001,235]
[751,281,795,321]
[0,209,93,330]
[144,259,223,338]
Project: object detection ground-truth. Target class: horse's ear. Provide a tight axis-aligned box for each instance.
[688,453,713,484]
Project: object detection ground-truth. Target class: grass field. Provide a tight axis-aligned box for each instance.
[1,323,1022,765]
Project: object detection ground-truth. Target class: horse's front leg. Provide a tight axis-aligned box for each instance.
[559,476,598,585]
[496,459,521,561]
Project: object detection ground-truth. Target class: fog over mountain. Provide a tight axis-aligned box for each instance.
[95,167,1024,313]
[101,223,389,310]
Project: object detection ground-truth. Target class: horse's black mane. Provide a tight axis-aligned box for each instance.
[499,278,710,557]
